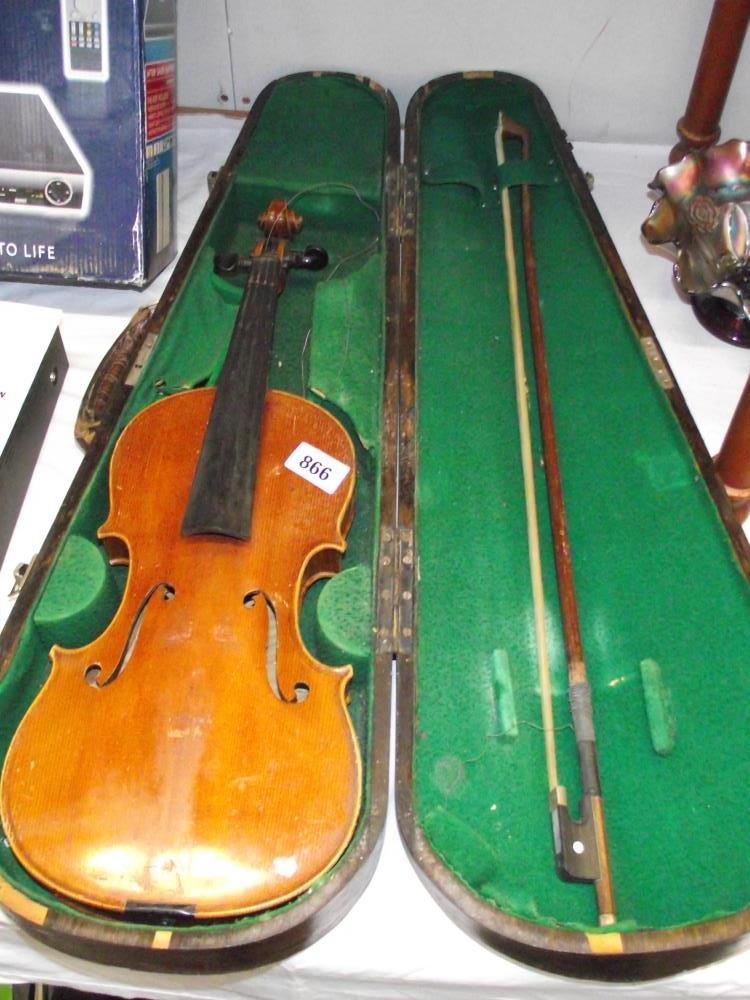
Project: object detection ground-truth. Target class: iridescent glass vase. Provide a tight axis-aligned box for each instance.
[642,139,750,346]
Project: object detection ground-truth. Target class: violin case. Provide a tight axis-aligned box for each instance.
[1,70,750,978]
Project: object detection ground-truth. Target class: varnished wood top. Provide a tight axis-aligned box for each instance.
[1,388,360,918]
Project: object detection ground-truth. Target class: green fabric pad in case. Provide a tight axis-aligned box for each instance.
[33,535,121,650]
[315,564,372,668]
[639,659,676,757]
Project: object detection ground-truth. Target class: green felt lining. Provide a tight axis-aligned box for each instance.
[310,254,384,451]
[0,73,388,935]
[413,76,750,934]
[33,535,121,649]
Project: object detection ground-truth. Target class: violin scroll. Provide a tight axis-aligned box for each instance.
[214,199,328,280]
[258,199,303,239]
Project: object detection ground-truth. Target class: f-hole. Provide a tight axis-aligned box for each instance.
[85,582,175,688]
[243,590,308,703]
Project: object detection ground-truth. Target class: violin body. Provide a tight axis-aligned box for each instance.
[0,387,360,918]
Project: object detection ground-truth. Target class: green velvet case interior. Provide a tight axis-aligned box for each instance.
[412,75,750,934]
[0,73,389,933]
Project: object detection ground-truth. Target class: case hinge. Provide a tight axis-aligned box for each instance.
[396,526,415,655]
[376,527,397,655]
[393,163,417,238]
[9,558,36,598]
[375,525,414,656]
[387,164,402,238]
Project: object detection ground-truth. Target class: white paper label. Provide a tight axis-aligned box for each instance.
[284,441,350,495]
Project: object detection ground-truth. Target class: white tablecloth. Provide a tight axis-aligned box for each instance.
[0,115,748,999]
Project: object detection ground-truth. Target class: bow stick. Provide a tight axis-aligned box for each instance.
[495,113,616,927]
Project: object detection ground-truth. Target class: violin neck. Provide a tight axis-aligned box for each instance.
[181,254,282,540]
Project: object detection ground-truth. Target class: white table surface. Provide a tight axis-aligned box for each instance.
[0,113,749,999]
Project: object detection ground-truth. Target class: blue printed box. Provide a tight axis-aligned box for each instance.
[0,0,176,286]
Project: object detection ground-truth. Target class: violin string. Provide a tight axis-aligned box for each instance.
[299,235,380,396]
[285,181,381,220]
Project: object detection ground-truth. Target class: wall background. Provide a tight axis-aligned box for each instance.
[175,0,750,144]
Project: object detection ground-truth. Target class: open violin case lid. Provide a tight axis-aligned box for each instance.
[1,70,750,978]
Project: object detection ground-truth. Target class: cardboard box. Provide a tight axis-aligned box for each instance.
[0,0,176,287]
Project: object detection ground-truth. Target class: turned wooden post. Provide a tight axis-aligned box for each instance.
[668,0,750,519]
[670,0,750,163]
[716,376,750,522]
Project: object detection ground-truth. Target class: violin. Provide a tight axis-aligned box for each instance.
[0,201,361,919]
